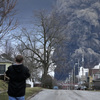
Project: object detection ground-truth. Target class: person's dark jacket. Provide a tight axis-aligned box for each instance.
[6,64,30,97]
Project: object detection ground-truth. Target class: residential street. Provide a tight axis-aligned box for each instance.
[30,89,100,100]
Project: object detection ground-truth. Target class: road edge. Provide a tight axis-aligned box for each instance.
[26,90,43,100]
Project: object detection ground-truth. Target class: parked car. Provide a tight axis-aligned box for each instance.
[53,86,59,89]
[77,86,87,90]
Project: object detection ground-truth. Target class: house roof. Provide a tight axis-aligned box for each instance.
[93,63,100,69]
[0,56,12,63]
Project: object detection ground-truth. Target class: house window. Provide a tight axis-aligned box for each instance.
[0,65,6,74]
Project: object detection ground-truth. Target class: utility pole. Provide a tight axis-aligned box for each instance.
[74,64,75,84]
[78,59,79,83]
[82,52,84,81]
[69,73,70,90]
[74,63,78,84]
[99,63,100,72]
[72,69,73,90]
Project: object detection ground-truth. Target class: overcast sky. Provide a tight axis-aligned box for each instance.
[15,0,56,26]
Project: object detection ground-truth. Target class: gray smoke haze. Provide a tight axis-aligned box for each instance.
[53,0,100,80]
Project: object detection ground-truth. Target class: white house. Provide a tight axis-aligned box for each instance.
[79,67,89,77]
[78,66,89,81]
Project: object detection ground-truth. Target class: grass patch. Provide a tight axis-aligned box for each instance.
[0,92,8,100]
[0,87,42,100]
[25,87,42,99]
[0,80,42,99]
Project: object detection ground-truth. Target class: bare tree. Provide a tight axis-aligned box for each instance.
[0,0,17,42]
[1,39,15,61]
[14,10,65,87]
[16,43,41,81]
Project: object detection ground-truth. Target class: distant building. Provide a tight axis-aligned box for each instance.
[77,64,100,90]
[79,66,89,81]
[88,64,100,89]
[89,69,100,80]
[34,81,41,87]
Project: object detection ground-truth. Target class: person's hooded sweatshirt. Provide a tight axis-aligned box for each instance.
[6,64,30,97]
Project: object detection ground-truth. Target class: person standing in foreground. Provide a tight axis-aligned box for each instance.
[6,55,30,100]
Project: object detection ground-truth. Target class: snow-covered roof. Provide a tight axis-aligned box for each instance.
[93,63,100,69]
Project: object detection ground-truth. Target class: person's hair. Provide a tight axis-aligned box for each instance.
[15,55,23,63]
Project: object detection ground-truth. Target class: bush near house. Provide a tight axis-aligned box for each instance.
[41,74,53,89]
[0,75,4,80]
[0,80,8,91]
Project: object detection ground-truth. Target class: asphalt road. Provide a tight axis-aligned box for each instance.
[30,89,100,100]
